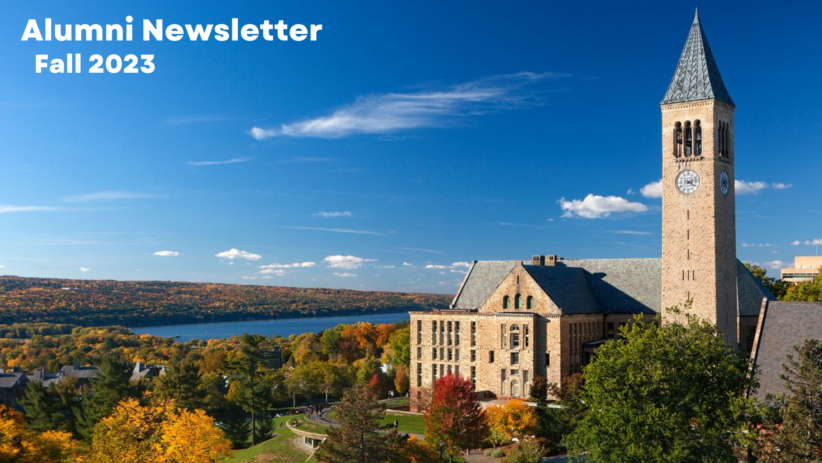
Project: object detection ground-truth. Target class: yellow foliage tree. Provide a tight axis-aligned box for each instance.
[0,405,78,463]
[485,400,538,449]
[87,398,232,463]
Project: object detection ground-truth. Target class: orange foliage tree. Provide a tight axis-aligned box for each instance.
[0,405,78,463]
[485,399,538,448]
[423,374,488,461]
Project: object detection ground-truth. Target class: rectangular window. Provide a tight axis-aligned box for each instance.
[525,325,530,348]
[432,321,437,344]
[502,324,507,349]
[447,321,453,345]
[471,366,476,390]
[455,349,460,361]
[471,322,476,347]
[440,347,444,360]
[489,351,495,363]
[417,363,422,387]
[417,347,422,360]
[447,349,452,361]
[511,352,520,365]
[455,365,460,376]
[546,352,550,367]
[523,370,529,384]
[417,320,422,344]
[455,321,460,345]
[511,369,519,376]
[471,350,476,362]
[501,369,507,381]
[432,347,437,360]
[440,322,445,345]
[447,364,452,375]
[433,364,438,381]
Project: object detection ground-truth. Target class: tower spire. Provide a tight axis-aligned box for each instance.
[662,11,733,106]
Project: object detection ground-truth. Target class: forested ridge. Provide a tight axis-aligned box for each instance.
[0,276,450,327]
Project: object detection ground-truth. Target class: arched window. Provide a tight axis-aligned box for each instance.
[503,296,510,310]
[673,122,682,157]
[515,294,522,309]
[694,120,702,155]
[526,296,534,310]
[684,121,692,156]
[510,325,521,349]
[511,380,520,397]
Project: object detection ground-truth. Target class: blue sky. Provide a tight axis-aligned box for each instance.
[1,0,820,293]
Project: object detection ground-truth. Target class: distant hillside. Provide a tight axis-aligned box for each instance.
[0,276,451,327]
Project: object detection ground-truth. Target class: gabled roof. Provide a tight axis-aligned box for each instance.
[563,258,661,315]
[751,301,822,400]
[0,372,27,389]
[522,265,602,315]
[662,9,734,106]
[452,261,520,310]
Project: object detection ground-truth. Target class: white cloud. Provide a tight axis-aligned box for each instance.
[559,194,648,219]
[0,265,5,269]
[802,239,822,246]
[425,262,471,271]
[613,230,653,236]
[735,180,769,195]
[323,255,377,269]
[313,211,353,218]
[215,249,262,261]
[259,269,285,276]
[0,205,60,214]
[277,226,385,236]
[79,267,90,272]
[63,191,160,203]
[764,260,787,270]
[249,72,568,139]
[187,158,253,166]
[402,262,414,267]
[640,180,662,199]
[772,182,792,190]
[424,264,448,269]
[258,262,316,269]
[153,250,180,257]
[741,243,775,248]
[791,240,801,246]
[333,272,357,278]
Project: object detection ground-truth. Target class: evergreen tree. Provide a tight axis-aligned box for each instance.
[253,411,275,443]
[153,359,205,411]
[75,355,134,440]
[316,383,398,463]
[220,408,251,449]
[21,381,56,432]
[759,339,822,462]
[528,375,548,401]
[228,334,270,446]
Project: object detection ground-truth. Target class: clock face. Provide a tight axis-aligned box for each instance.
[676,170,700,194]
[720,172,729,195]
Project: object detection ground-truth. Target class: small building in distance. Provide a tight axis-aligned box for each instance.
[0,368,29,409]
[130,362,167,382]
[780,256,822,283]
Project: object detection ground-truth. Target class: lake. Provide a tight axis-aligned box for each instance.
[130,311,411,342]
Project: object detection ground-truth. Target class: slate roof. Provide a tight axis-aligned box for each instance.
[59,365,100,380]
[522,265,601,314]
[662,9,734,106]
[450,257,770,317]
[752,301,822,400]
[0,372,27,389]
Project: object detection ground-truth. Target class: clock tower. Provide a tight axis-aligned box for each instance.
[661,10,737,348]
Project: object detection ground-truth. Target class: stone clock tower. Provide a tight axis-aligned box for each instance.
[661,10,737,348]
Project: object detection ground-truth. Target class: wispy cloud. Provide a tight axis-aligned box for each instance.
[795,238,822,246]
[258,262,316,269]
[323,255,377,269]
[333,272,357,278]
[741,243,775,248]
[153,250,180,257]
[277,226,387,236]
[79,267,90,272]
[187,158,253,167]
[215,249,262,261]
[249,72,569,139]
[393,247,443,255]
[559,194,648,219]
[259,269,285,276]
[612,230,653,236]
[63,191,160,203]
[764,260,787,270]
[735,180,792,195]
[275,157,336,165]
[424,262,472,274]
[313,211,353,218]
[0,205,60,214]
[164,114,237,126]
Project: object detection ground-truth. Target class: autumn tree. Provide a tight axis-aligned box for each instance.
[424,374,488,461]
[757,339,822,462]
[315,383,398,463]
[565,309,759,462]
[528,375,548,402]
[485,400,537,449]
[87,398,231,463]
[388,327,411,366]
[0,405,78,463]
[368,373,387,399]
[503,438,547,463]
[286,363,320,407]
[153,359,206,411]
[394,364,409,396]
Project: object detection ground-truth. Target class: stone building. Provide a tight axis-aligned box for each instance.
[408,11,797,409]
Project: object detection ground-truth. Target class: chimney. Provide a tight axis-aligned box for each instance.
[134,362,144,374]
[546,255,558,266]
[531,255,546,266]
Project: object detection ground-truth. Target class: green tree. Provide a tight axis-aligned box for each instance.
[153,359,206,411]
[227,334,272,446]
[758,339,822,462]
[254,411,275,444]
[388,327,411,366]
[75,355,135,440]
[21,381,57,432]
[424,374,488,461]
[783,270,822,302]
[220,408,251,449]
[504,438,547,463]
[356,359,382,384]
[315,383,398,463]
[565,306,759,462]
[317,362,348,403]
[528,375,548,401]
[285,363,320,407]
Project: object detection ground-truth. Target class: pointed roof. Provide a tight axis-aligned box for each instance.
[662,9,734,106]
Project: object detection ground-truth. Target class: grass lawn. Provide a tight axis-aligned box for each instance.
[223,416,312,463]
[380,413,426,435]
